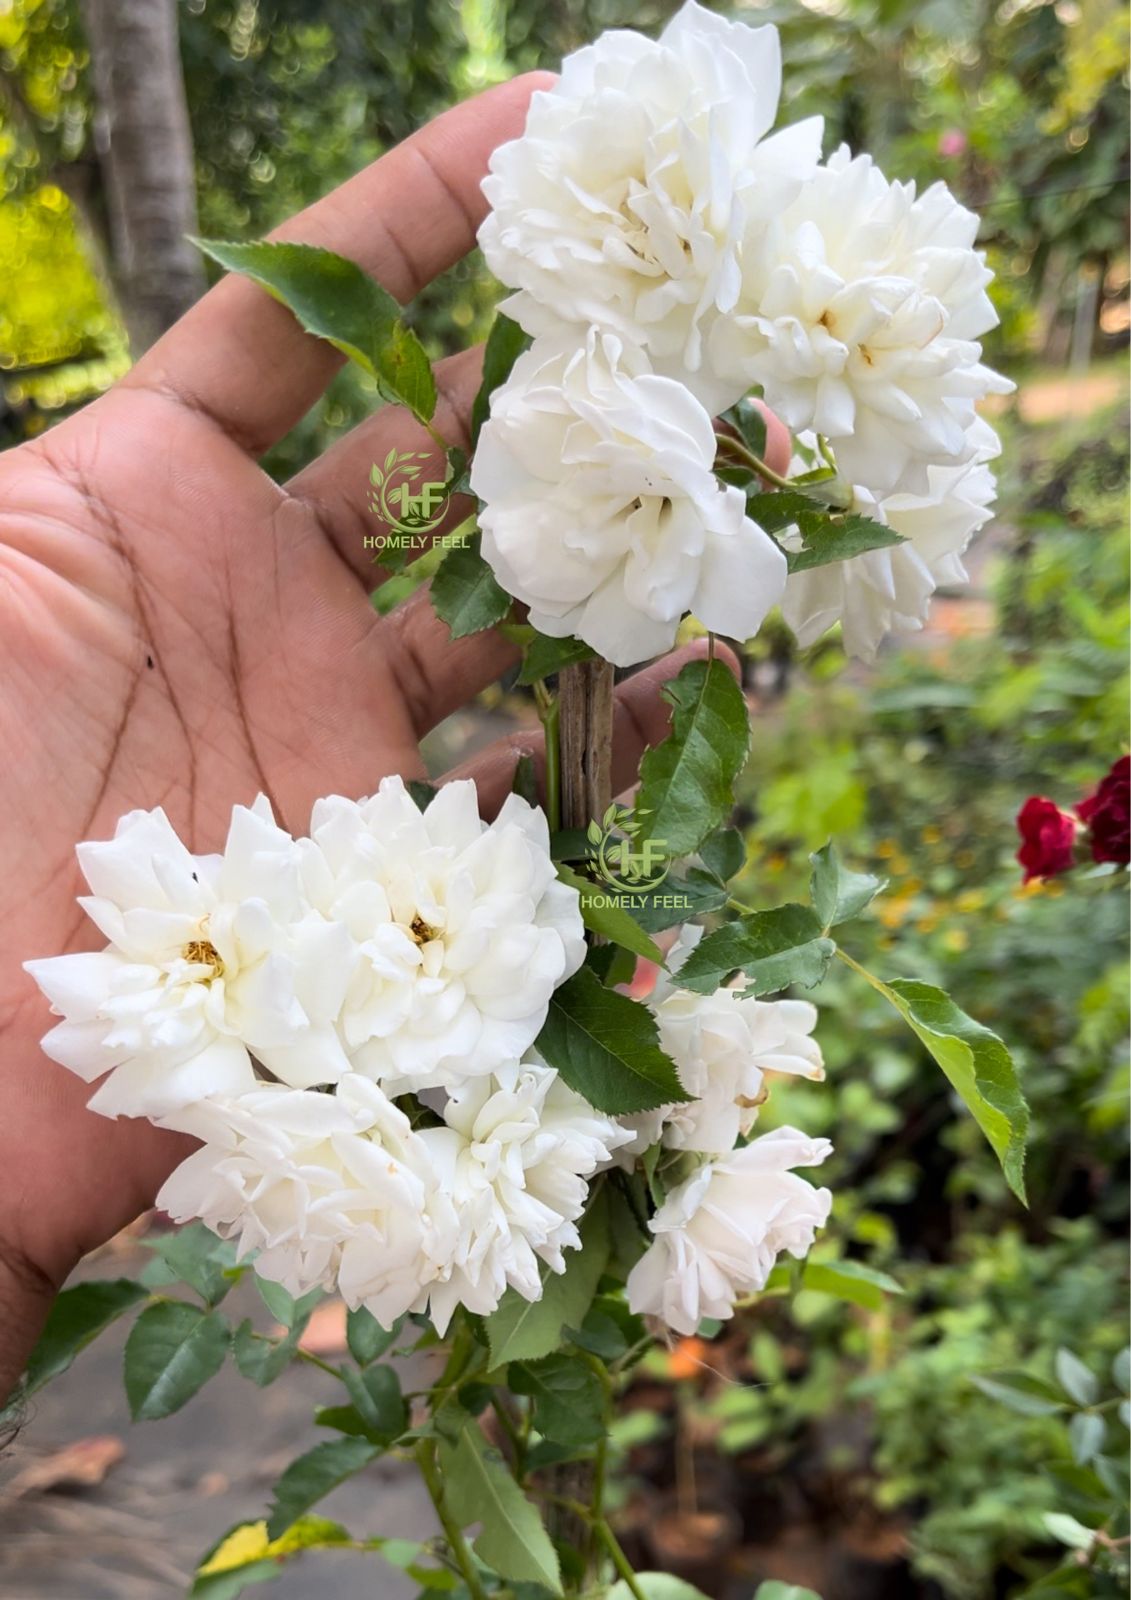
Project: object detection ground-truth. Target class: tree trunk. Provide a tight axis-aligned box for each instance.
[81,0,205,352]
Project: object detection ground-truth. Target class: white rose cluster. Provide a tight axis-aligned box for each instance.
[25,779,626,1334]
[473,0,1010,666]
[27,782,833,1339]
[620,926,832,1331]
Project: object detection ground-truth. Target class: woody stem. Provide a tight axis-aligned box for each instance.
[558,659,615,830]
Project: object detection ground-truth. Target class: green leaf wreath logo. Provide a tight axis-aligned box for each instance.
[368,447,449,537]
[587,803,672,894]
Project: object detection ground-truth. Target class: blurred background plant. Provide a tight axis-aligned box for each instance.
[0,3,1126,1599]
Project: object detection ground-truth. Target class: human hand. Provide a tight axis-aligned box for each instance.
[0,74,790,1399]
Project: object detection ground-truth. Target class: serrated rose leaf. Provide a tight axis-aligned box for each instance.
[635,659,750,858]
[194,239,436,423]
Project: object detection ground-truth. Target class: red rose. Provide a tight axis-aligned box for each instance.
[1076,756,1131,866]
[1016,796,1078,882]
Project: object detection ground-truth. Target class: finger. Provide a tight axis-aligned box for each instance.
[754,399,792,477]
[382,583,519,737]
[287,346,482,585]
[121,74,552,458]
[443,638,742,819]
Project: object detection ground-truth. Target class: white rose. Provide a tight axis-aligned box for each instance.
[308,778,585,1094]
[479,1,822,411]
[157,1075,442,1328]
[626,1125,833,1334]
[616,926,824,1156]
[781,419,1000,659]
[711,146,1013,494]
[416,1058,632,1334]
[24,798,353,1118]
[472,329,787,667]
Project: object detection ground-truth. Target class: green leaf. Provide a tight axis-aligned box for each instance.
[266,1437,382,1539]
[232,1320,302,1388]
[313,1404,376,1439]
[512,752,538,806]
[342,1363,406,1444]
[754,1586,824,1600]
[585,942,638,989]
[517,632,597,685]
[624,869,729,933]
[470,312,530,448]
[556,864,664,965]
[1056,1347,1099,1407]
[635,659,750,858]
[566,1304,630,1362]
[880,978,1029,1203]
[971,1372,1066,1417]
[24,1278,148,1394]
[1113,1347,1130,1394]
[1069,1411,1106,1465]
[254,1277,323,1330]
[431,531,510,639]
[746,490,905,573]
[675,904,835,997]
[123,1301,230,1421]
[698,827,746,886]
[407,781,438,813]
[719,398,768,458]
[535,967,688,1113]
[800,1259,904,1310]
[438,1422,562,1592]
[808,842,884,930]
[486,1198,609,1366]
[194,239,436,423]
[508,1353,606,1448]
[347,1308,403,1367]
[143,1224,237,1306]
[1043,1512,1097,1551]
[610,1578,714,1600]
[189,1561,280,1600]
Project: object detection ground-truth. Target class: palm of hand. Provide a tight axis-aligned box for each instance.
[0,379,462,1280]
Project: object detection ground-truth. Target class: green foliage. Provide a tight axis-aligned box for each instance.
[141,1222,238,1305]
[340,1362,406,1444]
[508,1353,606,1447]
[798,1258,904,1310]
[232,1319,307,1388]
[535,967,689,1113]
[675,903,835,997]
[698,826,746,886]
[518,631,597,685]
[610,1581,714,1600]
[123,1300,230,1421]
[808,842,885,930]
[635,658,750,858]
[746,490,907,572]
[755,1586,823,1600]
[438,1418,563,1592]
[22,1277,148,1393]
[485,1197,610,1366]
[864,974,1030,1203]
[346,1307,402,1367]
[266,1437,382,1539]
[193,238,436,423]
[430,530,511,638]
[470,310,530,447]
[556,862,666,965]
